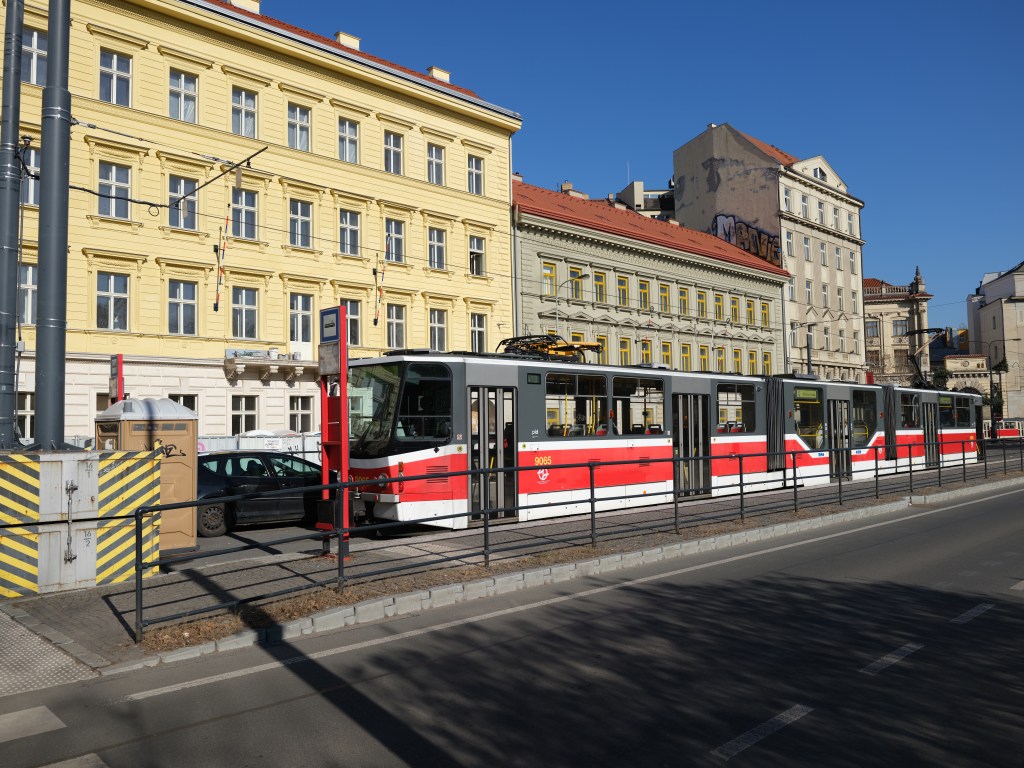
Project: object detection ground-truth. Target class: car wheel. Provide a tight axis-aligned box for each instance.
[198,503,228,538]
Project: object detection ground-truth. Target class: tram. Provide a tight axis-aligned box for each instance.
[347,339,983,529]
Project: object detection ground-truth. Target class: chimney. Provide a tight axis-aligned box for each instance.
[512,172,523,183]
[230,0,261,12]
[335,31,360,50]
[427,66,450,83]
[559,181,588,200]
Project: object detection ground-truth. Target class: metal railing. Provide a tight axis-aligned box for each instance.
[127,435,1024,641]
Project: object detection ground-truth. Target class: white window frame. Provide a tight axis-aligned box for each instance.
[98,161,130,219]
[339,209,360,255]
[822,283,829,308]
[289,292,313,343]
[231,187,258,240]
[289,395,314,433]
[232,286,258,339]
[97,271,129,331]
[471,312,486,353]
[427,144,445,185]
[783,187,791,211]
[287,103,311,152]
[385,219,404,263]
[231,87,257,138]
[835,246,843,270]
[16,392,34,441]
[428,227,446,270]
[169,175,197,230]
[803,236,810,261]
[169,69,197,123]
[343,299,360,346]
[787,277,795,301]
[22,28,47,86]
[99,49,131,106]
[469,235,485,276]
[168,279,197,335]
[18,263,37,325]
[429,308,447,352]
[231,394,258,434]
[21,146,39,206]
[805,279,812,304]
[800,194,808,218]
[785,231,793,257]
[819,243,827,265]
[468,155,484,195]
[384,131,403,174]
[289,198,313,248]
[338,119,358,163]
[386,303,405,348]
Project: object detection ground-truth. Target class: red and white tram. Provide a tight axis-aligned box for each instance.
[347,342,983,529]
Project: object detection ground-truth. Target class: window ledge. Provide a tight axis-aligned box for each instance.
[86,214,144,233]
[158,225,210,241]
[466,272,492,282]
[281,244,323,258]
[333,251,370,263]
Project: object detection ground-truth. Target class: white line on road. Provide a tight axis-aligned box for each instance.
[0,706,65,745]
[1010,580,1024,592]
[125,488,1024,702]
[859,643,924,676]
[950,603,994,624]
[710,705,813,761]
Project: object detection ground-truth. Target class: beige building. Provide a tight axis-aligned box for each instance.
[673,123,866,380]
[514,179,788,374]
[967,260,1024,419]
[862,269,932,386]
[9,0,520,440]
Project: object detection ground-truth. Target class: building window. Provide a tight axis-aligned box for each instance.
[892,319,908,338]
[469,236,485,276]
[427,144,445,185]
[287,103,311,152]
[289,293,313,343]
[232,286,258,339]
[805,279,812,304]
[699,345,709,371]
[169,70,197,122]
[822,284,829,308]
[593,272,607,303]
[697,291,707,318]
[289,199,312,248]
[99,49,131,106]
[384,131,403,174]
[679,287,689,316]
[837,287,844,311]
[231,395,258,435]
[833,207,840,229]
[568,266,586,299]
[762,352,772,375]
[289,396,314,433]
[617,276,629,307]
[619,338,631,366]
[731,297,741,323]
[596,334,609,365]
[659,284,670,313]
[680,343,691,371]
[800,194,808,218]
[716,347,726,373]
[638,280,650,310]
[787,277,795,301]
[168,393,197,412]
[428,228,446,270]
[813,167,828,182]
[661,342,672,366]
[640,339,652,365]
[785,231,793,257]
[835,246,843,269]
[542,263,556,295]
[386,303,405,348]
[761,302,769,327]
[850,251,858,274]
[16,392,34,441]
[823,328,831,351]
[428,309,447,351]
[866,320,879,338]
[98,161,130,219]
[748,350,757,375]
[339,209,360,255]
[839,329,846,353]
[745,299,754,324]
[343,299,360,346]
[97,272,128,331]
[168,279,197,335]
[733,348,742,373]
[338,119,358,163]
[848,212,856,236]
[169,175,197,230]
[803,236,810,261]
[231,87,257,137]
[21,146,39,206]
[783,188,791,211]
[468,155,484,195]
[851,291,858,314]
[22,28,47,85]
[231,188,257,239]
[817,201,825,223]
[385,219,404,262]
[471,313,486,353]
[714,293,724,320]
[853,331,860,353]
[819,243,827,265]
[18,264,37,325]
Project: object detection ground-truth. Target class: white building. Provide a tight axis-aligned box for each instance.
[967,260,1024,419]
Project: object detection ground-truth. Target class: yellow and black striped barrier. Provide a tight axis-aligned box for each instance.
[0,455,40,598]
[97,451,161,586]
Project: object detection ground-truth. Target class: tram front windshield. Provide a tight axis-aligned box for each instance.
[349,362,452,458]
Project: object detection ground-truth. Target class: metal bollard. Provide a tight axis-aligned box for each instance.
[837,448,843,505]
[792,450,799,514]
[589,462,597,547]
[673,456,680,534]
[738,454,745,522]
[134,507,144,643]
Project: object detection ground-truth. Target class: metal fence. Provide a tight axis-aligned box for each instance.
[128,436,1024,641]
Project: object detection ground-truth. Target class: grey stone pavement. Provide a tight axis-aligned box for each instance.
[3,450,1023,698]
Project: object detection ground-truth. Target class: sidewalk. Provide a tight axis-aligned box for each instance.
[3,470,1024,698]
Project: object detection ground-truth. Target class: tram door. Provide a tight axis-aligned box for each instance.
[469,387,518,523]
[674,394,710,495]
[827,399,852,479]
[922,400,940,467]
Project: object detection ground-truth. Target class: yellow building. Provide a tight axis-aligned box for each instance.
[9,0,520,439]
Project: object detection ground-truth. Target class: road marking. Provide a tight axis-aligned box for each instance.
[37,755,109,768]
[125,489,1024,702]
[859,643,923,676]
[951,603,994,624]
[0,706,65,744]
[1010,580,1024,592]
[710,705,813,761]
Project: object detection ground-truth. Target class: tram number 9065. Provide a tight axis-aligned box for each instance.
[534,456,553,466]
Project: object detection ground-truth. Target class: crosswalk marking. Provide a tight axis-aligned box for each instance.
[0,705,65,744]
[951,603,994,624]
[860,643,924,676]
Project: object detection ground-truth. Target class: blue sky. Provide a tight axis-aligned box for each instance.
[264,0,1023,329]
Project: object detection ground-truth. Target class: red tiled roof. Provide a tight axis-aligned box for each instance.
[863,278,883,288]
[196,0,483,100]
[736,130,800,166]
[513,181,790,278]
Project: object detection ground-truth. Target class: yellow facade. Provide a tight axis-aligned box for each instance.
[8,0,520,436]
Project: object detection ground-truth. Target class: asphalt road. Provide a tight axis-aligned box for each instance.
[4,485,1022,767]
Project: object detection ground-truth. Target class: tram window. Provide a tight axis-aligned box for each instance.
[716,383,755,434]
[612,376,664,434]
[954,396,972,426]
[938,395,954,427]
[546,373,608,437]
[852,390,877,448]
[793,386,824,448]
[396,363,452,440]
[899,393,919,428]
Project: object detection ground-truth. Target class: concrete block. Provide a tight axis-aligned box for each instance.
[523,569,549,588]
[354,600,387,624]
[493,573,524,594]
[100,656,160,675]
[216,630,260,652]
[574,559,599,577]
[662,543,683,558]
[681,541,699,555]
[62,642,92,657]
[463,578,494,599]
[281,618,312,640]
[641,547,664,563]
[75,652,110,668]
[35,625,74,645]
[428,584,463,607]
[14,613,41,626]
[312,606,355,633]
[550,564,575,583]
[598,554,622,572]
[160,645,205,663]
[393,592,428,615]
[620,552,642,569]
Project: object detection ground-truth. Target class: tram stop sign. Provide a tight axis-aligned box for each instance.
[319,306,341,375]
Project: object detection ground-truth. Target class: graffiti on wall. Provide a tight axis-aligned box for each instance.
[712,214,781,267]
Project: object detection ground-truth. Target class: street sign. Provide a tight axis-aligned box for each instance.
[108,354,124,403]
[320,306,340,344]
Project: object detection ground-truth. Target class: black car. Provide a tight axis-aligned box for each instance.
[196,451,334,537]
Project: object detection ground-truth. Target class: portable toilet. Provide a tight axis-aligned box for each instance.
[95,398,198,552]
